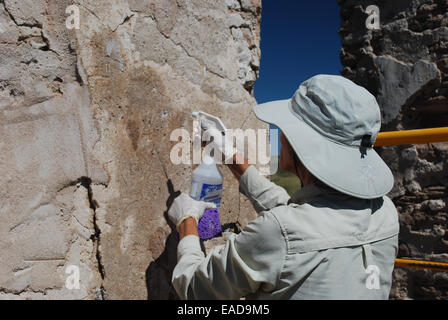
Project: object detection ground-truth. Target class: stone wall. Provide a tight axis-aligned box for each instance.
[0,0,264,299]
[339,0,448,299]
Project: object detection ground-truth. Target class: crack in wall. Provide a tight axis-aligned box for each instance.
[77,177,106,300]
[73,2,105,28]
[1,0,43,29]
[155,148,169,181]
[40,30,60,57]
[112,13,135,33]
[54,177,107,299]
[2,0,61,59]
[125,9,259,100]
[0,286,56,295]
[136,12,229,82]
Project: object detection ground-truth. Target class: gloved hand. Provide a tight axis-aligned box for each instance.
[168,193,217,230]
[193,112,239,165]
[202,127,238,164]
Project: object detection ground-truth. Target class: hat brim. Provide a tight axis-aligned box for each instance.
[254,99,394,199]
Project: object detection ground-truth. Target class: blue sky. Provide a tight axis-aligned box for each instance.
[255,1,343,156]
[254,1,343,103]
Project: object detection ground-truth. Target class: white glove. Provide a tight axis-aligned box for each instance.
[202,127,238,164]
[168,193,217,230]
[193,112,238,165]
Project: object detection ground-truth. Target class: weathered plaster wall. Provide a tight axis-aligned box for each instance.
[0,0,264,299]
[339,0,448,299]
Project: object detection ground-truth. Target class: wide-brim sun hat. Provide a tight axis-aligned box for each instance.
[254,74,394,199]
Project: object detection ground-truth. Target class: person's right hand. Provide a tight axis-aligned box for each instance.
[202,128,238,164]
[227,153,251,181]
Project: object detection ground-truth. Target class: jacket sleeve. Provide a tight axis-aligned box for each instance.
[172,211,287,300]
[239,166,291,214]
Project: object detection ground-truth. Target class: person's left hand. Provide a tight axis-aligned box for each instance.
[168,193,216,230]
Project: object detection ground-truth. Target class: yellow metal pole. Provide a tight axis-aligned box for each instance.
[395,258,448,272]
[373,129,448,271]
[375,127,448,146]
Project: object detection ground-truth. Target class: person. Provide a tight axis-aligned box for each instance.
[167,75,399,300]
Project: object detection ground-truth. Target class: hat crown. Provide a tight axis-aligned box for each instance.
[291,75,381,147]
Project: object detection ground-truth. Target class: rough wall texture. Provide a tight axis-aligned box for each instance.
[339,0,448,299]
[0,0,264,299]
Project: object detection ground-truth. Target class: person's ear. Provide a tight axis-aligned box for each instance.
[279,133,296,175]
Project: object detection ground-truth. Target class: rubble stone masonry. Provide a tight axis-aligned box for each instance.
[339,0,448,299]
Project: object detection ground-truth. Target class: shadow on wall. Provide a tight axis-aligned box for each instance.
[145,180,181,300]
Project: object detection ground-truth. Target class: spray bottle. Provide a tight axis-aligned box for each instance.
[191,111,226,239]
[190,154,223,208]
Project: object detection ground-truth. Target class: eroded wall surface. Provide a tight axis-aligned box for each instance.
[0,0,264,299]
[339,0,448,299]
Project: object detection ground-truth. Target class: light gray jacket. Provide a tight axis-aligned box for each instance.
[172,166,399,300]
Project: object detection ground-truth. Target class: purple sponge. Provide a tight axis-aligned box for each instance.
[198,208,222,240]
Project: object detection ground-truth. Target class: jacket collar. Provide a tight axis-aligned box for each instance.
[288,181,345,205]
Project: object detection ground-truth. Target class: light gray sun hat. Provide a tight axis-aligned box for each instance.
[254,74,394,199]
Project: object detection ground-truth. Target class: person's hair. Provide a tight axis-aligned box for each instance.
[292,152,303,188]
